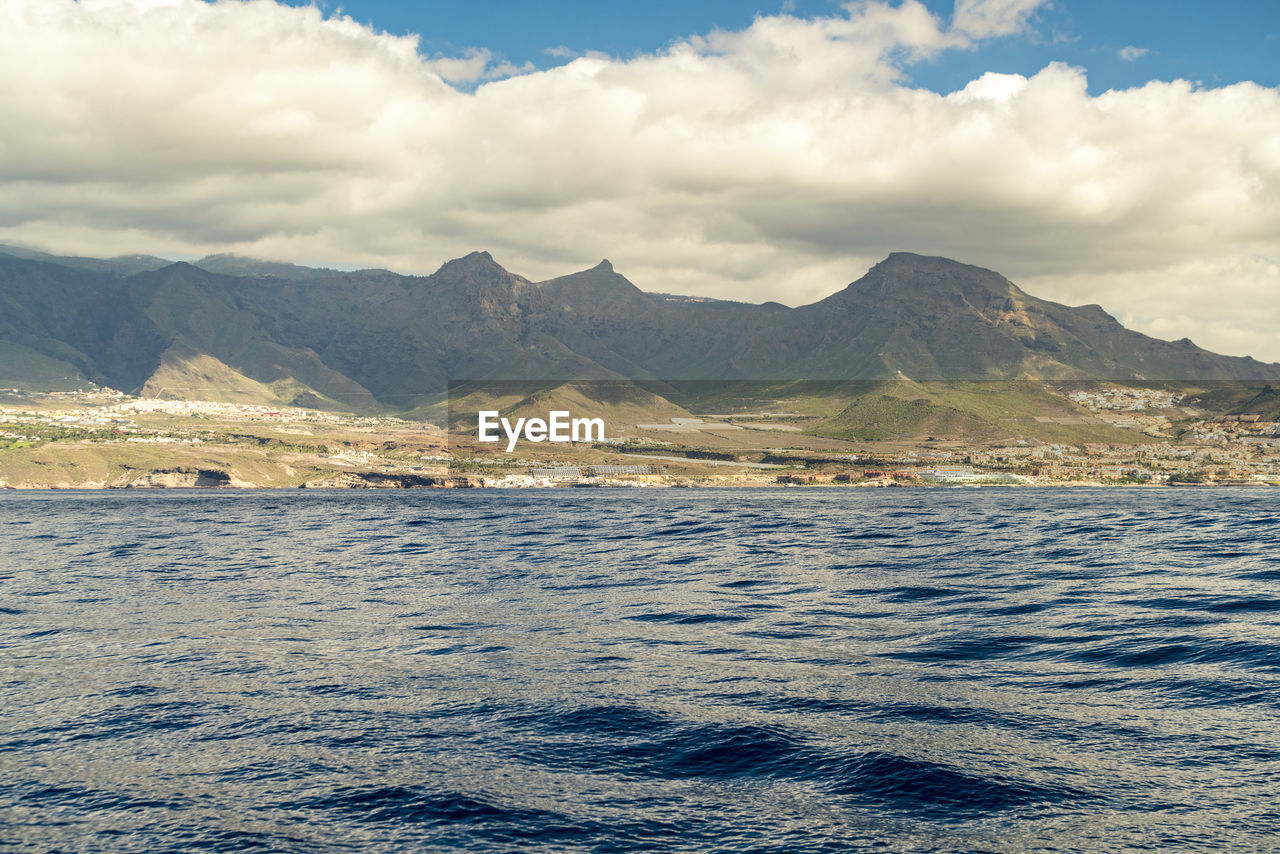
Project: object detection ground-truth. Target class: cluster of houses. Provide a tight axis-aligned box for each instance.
[777,466,983,485]
[1067,387,1185,412]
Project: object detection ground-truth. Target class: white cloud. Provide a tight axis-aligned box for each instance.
[1118,45,1149,62]
[1,0,1278,361]
[422,48,492,83]
[951,0,1045,39]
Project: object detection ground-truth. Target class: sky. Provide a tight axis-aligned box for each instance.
[2,0,1279,361]
[303,0,1280,95]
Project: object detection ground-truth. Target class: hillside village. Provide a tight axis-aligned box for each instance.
[2,384,1277,488]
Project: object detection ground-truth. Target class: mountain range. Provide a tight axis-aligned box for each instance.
[2,244,1277,413]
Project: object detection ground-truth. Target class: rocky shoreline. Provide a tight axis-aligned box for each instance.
[0,467,484,489]
[2,475,1272,490]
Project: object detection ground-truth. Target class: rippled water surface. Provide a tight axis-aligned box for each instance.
[2,488,1280,852]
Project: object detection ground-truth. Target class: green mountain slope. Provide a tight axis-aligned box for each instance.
[1230,385,1280,421]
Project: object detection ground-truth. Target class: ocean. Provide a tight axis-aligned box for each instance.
[2,488,1278,852]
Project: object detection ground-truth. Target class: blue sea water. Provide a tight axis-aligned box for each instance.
[1,488,1279,853]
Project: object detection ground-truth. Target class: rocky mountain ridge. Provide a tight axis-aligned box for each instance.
[1,245,1276,411]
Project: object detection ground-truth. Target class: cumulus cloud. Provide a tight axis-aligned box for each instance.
[422,49,493,84]
[951,0,1045,39]
[1118,45,1149,61]
[1,0,1278,361]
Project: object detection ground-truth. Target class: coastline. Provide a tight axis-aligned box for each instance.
[4,390,1277,491]
[1,479,1273,491]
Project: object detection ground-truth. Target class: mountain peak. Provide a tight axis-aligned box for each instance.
[537,258,646,305]
[132,260,236,286]
[847,252,1023,303]
[876,251,996,275]
[157,260,206,275]
[437,250,504,274]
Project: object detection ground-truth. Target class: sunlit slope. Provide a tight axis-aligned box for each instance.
[811,379,1154,443]
[447,381,693,431]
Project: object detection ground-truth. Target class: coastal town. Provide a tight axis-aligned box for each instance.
[1,383,1278,488]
